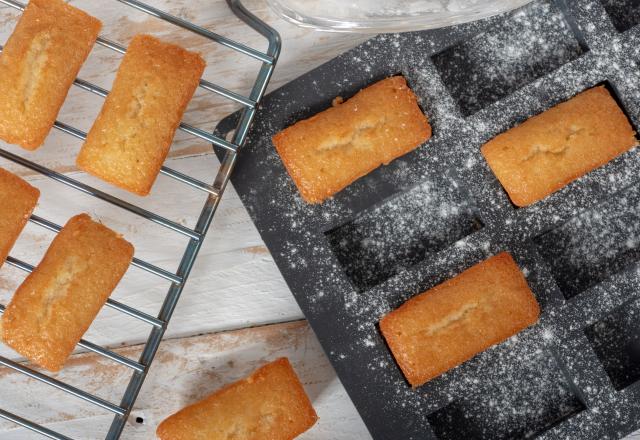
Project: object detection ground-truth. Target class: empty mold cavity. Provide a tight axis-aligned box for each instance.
[586,298,640,390]
[432,0,586,116]
[534,183,640,300]
[428,351,585,439]
[600,0,640,32]
[325,180,482,292]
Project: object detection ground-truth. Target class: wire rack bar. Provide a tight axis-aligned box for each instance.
[129,258,183,285]
[103,300,164,328]
[0,409,73,440]
[159,166,218,194]
[0,0,281,438]
[0,356,126,415]
[52,121,87,140]
[96,36,126,54]
[72,340,145,372]
[116,0,274,63]
[199,78,256,107]
[175,123,236,151]
[158,166,219,197]
[5,256,34,272]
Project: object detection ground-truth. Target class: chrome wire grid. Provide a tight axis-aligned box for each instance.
[0,1,281,438]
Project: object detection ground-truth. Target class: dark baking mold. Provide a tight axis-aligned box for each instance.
[214,0,640,438]
[586,298,640,391]
[432,0,587,116]
[325,178,483,293]
[599,0,640,32]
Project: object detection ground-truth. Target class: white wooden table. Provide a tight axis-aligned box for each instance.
[0,1,637,439]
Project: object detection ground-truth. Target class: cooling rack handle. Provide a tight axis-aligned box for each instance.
[227,0,282,61]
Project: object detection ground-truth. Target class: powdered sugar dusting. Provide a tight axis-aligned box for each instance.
[216,0,640,438]
[326,179,481,292]
[433,0,585,115]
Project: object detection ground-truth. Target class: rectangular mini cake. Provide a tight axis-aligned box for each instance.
[380,252,540,387]
[0,214,134,372]
[156,357,318,440]
[0,0,101,149]
[481,86,638,207]
[76,34,206,196]
[272,76,432,204]
[0,168,40,266]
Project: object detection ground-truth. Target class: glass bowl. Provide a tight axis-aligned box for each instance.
[266,0,534,33]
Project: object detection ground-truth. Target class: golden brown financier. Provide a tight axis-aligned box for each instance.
[156,357,318,440]
[380,252,540,387]
[0,167,40,266]
[76,34,206,196]
[0,0,102,149]
[272,76,432,203]
[481,86,637,207]
[0,214,134,372]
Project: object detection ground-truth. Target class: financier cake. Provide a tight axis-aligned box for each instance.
[0,0,102,149]
[0,214,134,372]
[481,86,638,207]
[76,34,206,196]
[380,252,540,387]
[0,167,40,267]
[156,357,318,440]
[272,76,432,204]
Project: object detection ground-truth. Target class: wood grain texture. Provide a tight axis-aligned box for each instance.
[0,320,370,439]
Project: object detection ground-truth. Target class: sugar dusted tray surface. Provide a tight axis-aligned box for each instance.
[216,0,640,438]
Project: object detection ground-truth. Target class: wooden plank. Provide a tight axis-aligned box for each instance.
[0,320,371,439]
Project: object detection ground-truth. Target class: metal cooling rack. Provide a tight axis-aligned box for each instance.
[0,1,280,439]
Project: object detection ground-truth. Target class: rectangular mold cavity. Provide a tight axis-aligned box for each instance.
[600,0,640,33]
[585,298,640,390]
[325,180,482,292]
[534,183,640,300]
[432,0,586,116]
[427,351,586,439]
